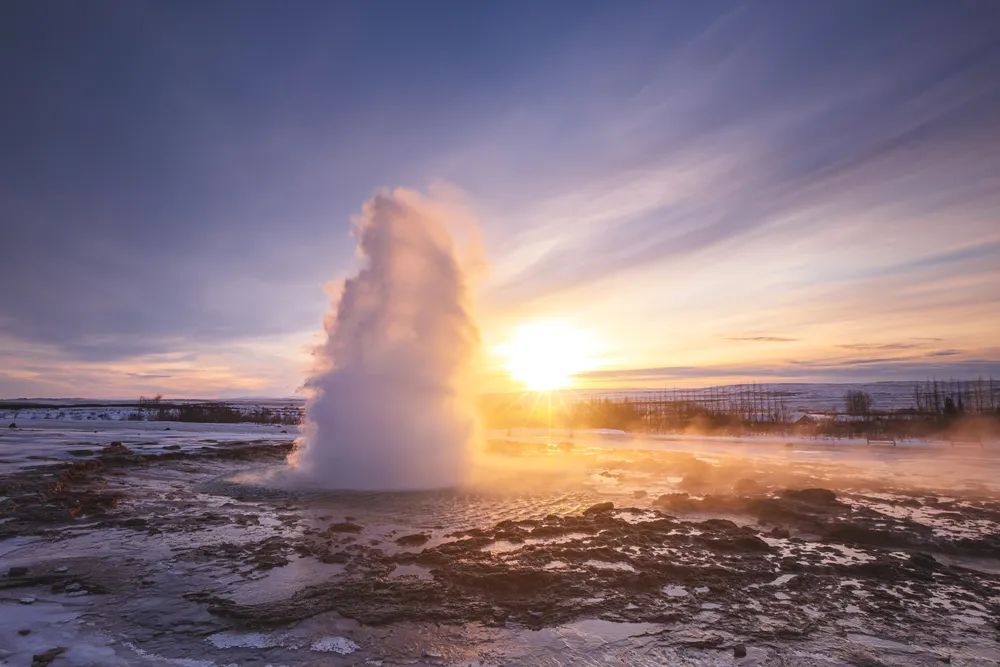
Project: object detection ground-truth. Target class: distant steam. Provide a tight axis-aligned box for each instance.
[287,189,479,490]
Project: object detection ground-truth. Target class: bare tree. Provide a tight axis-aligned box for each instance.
[845,390,872,417]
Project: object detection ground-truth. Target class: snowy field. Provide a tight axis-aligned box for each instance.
[0,416,998,665]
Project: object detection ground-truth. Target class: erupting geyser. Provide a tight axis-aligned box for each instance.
[287,189,480,490]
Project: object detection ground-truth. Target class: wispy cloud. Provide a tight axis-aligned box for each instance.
[482,5,1000,305]
[727,336,798,343]
[838,343,920,352]
[581,358,1000,386]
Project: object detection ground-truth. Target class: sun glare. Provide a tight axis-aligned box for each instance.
[497,321,596,391]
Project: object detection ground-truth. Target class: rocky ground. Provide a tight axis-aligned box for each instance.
[0,425,998,666]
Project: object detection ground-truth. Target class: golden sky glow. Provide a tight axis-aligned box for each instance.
[494,321,600,392]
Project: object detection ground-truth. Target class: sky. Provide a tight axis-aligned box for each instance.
[1,0,999,398]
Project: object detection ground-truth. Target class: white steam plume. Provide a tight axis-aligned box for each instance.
[287,189,479,490]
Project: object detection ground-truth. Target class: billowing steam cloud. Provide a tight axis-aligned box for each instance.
[287,189,479,490]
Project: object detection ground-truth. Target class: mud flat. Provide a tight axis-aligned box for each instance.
[1,424,998,665]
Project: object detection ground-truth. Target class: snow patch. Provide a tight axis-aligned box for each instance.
[311,636,360,654]
[207,631,282,649]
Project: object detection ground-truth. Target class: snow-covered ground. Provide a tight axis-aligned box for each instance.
[0,420,298,475]
[1,411,997,665]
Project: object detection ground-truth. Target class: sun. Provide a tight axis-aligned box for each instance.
[496,321,596,391]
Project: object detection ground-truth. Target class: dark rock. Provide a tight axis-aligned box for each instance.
[320,551,350,564]
[8,566,28,577]
[100,441,133,456]
[31,647,67,667]
[18,628,30,636]
[8,422,16,429]
[908,552,939,570]
[782,488,837,505]
[395,533,430,547]
[652,493,693,511]
[716,535,771,552]
[823,524,913,549]
[326,522,363,533]
[700,518,740,532]
[734,644,747,658]
[583,502,615,515]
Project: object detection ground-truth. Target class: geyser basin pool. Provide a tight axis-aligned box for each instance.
[1,422,998,665]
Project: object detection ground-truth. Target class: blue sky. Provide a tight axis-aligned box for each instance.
[1,1,999,397]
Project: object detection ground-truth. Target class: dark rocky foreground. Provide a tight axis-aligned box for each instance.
[1,431,998,665]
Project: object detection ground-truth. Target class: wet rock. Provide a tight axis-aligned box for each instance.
[395,533,430,547]
[18,628,30,636]
[452,569,563,595]
[822,524,913,549]
[782,488,838,505]
[700,534,772,553]
[652,493,693,511]
[8,566,28,577]
[734,644,747,658]
[19,596,37,604]
[101,441,132,455]
[31,647,66,666]
[700,518,740,532]
[327,522,363,533]
[319,552,349,564]
[583,502,614,515]
[908,552,939,570]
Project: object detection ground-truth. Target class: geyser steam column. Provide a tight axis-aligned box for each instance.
[288,189,479,490]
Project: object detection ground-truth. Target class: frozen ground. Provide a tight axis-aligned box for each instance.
[0,420,296,476]
[1,421,997,666]
[0,381,952,425]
